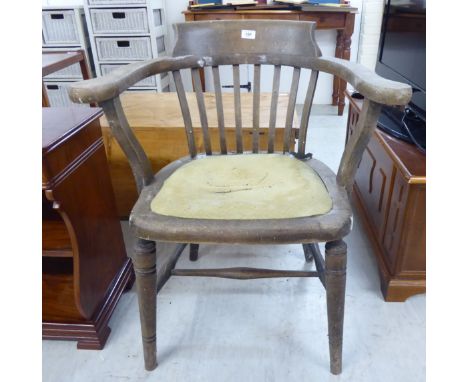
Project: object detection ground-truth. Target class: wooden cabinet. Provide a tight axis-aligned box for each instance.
[346,90,426,302]
[42,107,134,349]
[100,92,298,217]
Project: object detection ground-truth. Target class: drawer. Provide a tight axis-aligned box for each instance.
[95,37,152,61]
[90,8,149,34]
[42,10,80,45]
[44,63,83,80]
[100,64,156,87]
[193,14,240,21]
[88,0,146,4]
[44,82,89,108]
[299,13,344,28]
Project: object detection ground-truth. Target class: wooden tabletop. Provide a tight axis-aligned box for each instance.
[42,107,103,152]
[42,51,84,77]
[183,6,358,15]
[100,92,298,129]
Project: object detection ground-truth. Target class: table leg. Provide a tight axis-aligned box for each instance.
[336,13,356,116]
[332,30,344,108]
[78,50,92,80]
[338,32,352,116]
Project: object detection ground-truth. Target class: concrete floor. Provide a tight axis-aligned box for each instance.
[42,105,426,381]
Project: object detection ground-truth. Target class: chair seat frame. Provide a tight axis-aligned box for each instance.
[131,154,352,244]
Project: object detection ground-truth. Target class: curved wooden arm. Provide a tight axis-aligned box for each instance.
[68,55,203,104]
[311,57,412,106]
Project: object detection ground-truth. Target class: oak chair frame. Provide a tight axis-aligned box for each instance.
[69,20,411,375]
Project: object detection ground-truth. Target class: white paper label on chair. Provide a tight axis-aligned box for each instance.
[241,30,256,39]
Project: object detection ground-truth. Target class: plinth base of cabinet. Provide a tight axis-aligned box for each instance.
[352,189,425,302]
[378,268,426,303]
[42,258,134,349]
[43,322,111,350]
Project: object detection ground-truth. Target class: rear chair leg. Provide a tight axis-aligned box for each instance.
[189,243,199,262]
[132,238,157,371]
[302,243,314,264]
[325,239,347,375]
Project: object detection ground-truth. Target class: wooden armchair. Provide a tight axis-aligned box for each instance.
[69,20,411,375]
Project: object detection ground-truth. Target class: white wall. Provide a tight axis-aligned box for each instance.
[43,0,365,104]
[357,0,385,70]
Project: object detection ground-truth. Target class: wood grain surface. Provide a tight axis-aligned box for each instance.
[100,92,299,217]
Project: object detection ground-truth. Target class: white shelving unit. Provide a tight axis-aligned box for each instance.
[42,5,94,107]
[84,0,170,92]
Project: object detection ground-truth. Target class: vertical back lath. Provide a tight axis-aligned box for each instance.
[173,70,197,158]
[212,66,227,154]
[283,67,301,153]
[191,68,212,155]
[252,64,261,153]
[297,70,319,158]
[233,64,243,153]
[268,65,281,153]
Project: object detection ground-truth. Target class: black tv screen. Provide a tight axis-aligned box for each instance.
[376,0,426,116]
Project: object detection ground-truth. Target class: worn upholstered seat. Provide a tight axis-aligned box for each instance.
[152,154,332,219]
[69,20,412,376]
[131,154,351,244]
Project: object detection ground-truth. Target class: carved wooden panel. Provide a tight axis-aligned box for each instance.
[382,169,408,272]
[395,184,426,275]
[354,137,394,240]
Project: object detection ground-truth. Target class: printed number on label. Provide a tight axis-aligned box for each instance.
[241,30,256,40]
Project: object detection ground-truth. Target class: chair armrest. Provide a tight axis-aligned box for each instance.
[311,57,412,106]
[68,55,202,104]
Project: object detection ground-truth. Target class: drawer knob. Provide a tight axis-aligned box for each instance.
[112,12,126,19]
[117,41,130,48]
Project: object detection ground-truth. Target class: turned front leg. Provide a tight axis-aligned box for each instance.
[302,243,315,264]
[132,238,157,371]
[325,240,347,375]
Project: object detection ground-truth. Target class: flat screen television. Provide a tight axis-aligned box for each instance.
[374,0,426,151]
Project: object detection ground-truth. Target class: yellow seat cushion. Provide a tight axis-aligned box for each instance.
[151,154,332,220]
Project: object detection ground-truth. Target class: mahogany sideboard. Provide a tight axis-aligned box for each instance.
[42,107,134,349]
[184,7,357,116]
[345,90,426,302]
